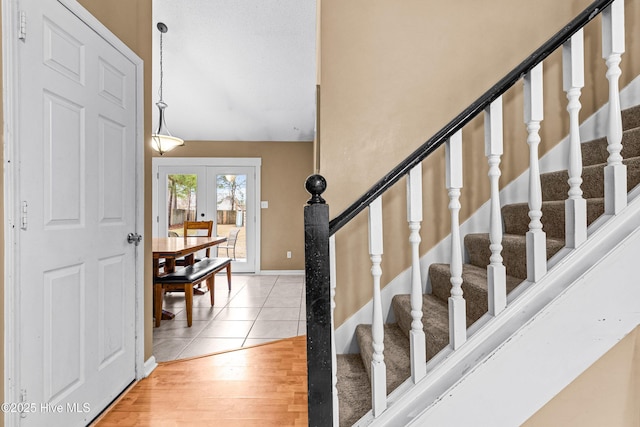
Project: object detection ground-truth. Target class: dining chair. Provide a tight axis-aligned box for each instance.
[181,220,214,258]
[218,227,241,260]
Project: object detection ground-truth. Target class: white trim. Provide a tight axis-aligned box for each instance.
[334,75,640,354]
[3,1,145,424]
[259,270,305,275]
[152,157,262,274]
[143,356,158,378]
[3,1,20,425]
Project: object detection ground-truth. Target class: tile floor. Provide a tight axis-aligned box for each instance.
[153,274,306,362]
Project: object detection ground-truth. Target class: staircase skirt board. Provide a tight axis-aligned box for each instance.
[334,89,640,424]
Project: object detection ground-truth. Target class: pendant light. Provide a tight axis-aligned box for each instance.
[152,22,184,155]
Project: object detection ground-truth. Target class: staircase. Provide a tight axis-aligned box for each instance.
[302,0,640,425]
[337,103,640,426]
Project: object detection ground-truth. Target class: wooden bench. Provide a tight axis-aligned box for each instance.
[154,257,232,327]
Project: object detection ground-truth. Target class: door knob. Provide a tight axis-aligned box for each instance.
[127,232,142,246]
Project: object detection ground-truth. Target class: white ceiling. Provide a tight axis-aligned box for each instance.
[152,0,317,142]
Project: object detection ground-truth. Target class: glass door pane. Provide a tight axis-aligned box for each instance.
[207,165,256,273]
[157,166,206,238]
[167,174,198,236]
[216,174,247,261]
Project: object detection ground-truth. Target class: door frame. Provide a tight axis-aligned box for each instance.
[2,0,145,424]
[152,157,262,273]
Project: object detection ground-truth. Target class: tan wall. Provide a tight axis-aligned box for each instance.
[524,325,640,426]
[320,0,640,327]
[157,141,314,271]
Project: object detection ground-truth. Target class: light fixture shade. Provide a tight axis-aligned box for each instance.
[152,134,184,155]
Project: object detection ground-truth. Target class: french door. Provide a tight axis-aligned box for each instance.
[154,159,261,273]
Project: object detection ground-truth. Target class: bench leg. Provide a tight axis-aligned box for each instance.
[206,274,215,306]
[154,284,164,328]
[226,264,232,290]
[184,283,193,327]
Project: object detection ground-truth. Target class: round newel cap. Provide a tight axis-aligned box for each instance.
[305,174,327,205]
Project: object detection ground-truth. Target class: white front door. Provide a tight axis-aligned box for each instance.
[12,1,140,425]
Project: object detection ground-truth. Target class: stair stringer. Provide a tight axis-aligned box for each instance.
[357,186,640,427]
[334,74,640,355]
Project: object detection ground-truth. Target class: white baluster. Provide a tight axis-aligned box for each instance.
[602,0,626,214]
[524,63,547,281]
[368,197,386,416]
[446,130,466,349]
[485,98,507,315]
[329,235,339,426]
[406,165,426,382]
[563,30,587,249]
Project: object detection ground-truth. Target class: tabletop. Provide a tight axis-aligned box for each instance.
[152,236,227,259]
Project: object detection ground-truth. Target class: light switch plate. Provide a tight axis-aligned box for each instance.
[261,201,269,209]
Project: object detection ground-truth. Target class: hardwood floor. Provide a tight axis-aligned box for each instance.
[93,336,308,426]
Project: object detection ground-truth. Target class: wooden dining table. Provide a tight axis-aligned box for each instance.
[153,236,226,272]
[152,236,228,319]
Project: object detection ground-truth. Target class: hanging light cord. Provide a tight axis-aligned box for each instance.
[158,30,164,103]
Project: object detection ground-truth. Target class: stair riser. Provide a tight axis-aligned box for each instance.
[581,127,640,166]
[502,199,605,239]
[541,157,640,201]
[465,234,564,280]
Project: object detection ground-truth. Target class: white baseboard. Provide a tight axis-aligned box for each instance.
[334,74,640,355]
[260,270,304,275]
[144,356,158,377]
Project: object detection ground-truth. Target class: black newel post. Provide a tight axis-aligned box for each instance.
[304,174,333,426]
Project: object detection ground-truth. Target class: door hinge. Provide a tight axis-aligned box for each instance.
[18,11,26,41]
[21,201,28,230]
[20,389,27,418]
[157,215,159,223]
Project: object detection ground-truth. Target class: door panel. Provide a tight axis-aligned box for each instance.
[208,167,256,272]
[43,91,85,227]
[16,1,138,425]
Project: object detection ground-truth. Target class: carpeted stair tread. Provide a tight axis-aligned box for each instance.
[465,233,564,280]
[392,293,453,360]
[501,198,605,239]
[581,127,640,166]
[426,263,523,323]
[540,155,640,201]
[355,323,411,394]
[337,354,371,427]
